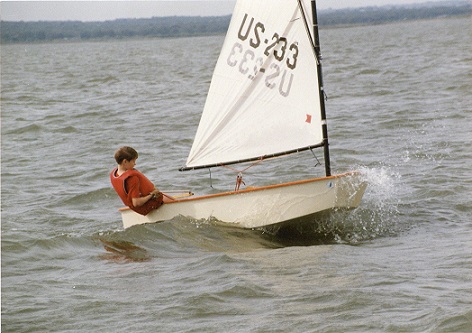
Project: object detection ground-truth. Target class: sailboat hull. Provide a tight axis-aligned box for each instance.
[119,171,366,229]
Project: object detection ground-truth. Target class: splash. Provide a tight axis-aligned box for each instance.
[329,166,402,243]
[265,166,403,245]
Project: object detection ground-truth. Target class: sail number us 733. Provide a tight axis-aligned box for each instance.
[226,13,299,97]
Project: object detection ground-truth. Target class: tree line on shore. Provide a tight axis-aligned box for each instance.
[1,3,471,44]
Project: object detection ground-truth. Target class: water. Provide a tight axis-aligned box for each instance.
[2,16,471,332]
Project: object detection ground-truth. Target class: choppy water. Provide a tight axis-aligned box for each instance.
[2,16,471,332]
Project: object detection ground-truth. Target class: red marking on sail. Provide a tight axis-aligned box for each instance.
[305,114,312,124]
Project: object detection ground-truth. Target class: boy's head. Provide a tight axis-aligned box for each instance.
[114,146,138,165]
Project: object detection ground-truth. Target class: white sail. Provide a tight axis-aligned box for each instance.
[185,0,322,169]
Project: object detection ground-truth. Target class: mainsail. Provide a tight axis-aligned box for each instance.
[184,0,322,170]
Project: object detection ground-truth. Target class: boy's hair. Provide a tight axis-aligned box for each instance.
[114,146,138,164]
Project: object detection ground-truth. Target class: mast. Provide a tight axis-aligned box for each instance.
[311,0,331,176]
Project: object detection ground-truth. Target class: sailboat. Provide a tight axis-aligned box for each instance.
[118,0,367,229]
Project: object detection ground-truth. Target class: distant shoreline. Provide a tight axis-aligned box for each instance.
[1,2,471,44]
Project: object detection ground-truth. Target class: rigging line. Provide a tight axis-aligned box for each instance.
[309,147,322,167]
[220,163,240,173]
[220,158,265,191]
[241,157,265,172]
[208,168,213,188]
[221,157,265,174]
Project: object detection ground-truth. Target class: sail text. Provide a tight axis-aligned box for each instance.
[226,13,299,97]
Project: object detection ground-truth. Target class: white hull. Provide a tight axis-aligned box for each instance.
[119,171,367,229]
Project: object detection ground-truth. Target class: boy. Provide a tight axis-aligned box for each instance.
[110,146,166,215]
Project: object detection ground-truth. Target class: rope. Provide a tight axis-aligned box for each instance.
[220,158,265,192]
[310,147,322,167]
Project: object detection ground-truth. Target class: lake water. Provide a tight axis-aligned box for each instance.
[2,16,471,332]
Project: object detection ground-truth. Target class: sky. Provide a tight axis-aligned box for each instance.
[0,0,454,22]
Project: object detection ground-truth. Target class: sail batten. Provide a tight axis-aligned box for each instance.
[185,0,322,170]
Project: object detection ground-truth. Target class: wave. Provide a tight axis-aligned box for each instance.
[86,75,119,84]
[6,123,42,135]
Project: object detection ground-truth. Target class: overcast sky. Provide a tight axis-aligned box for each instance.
[1,0,452,22]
